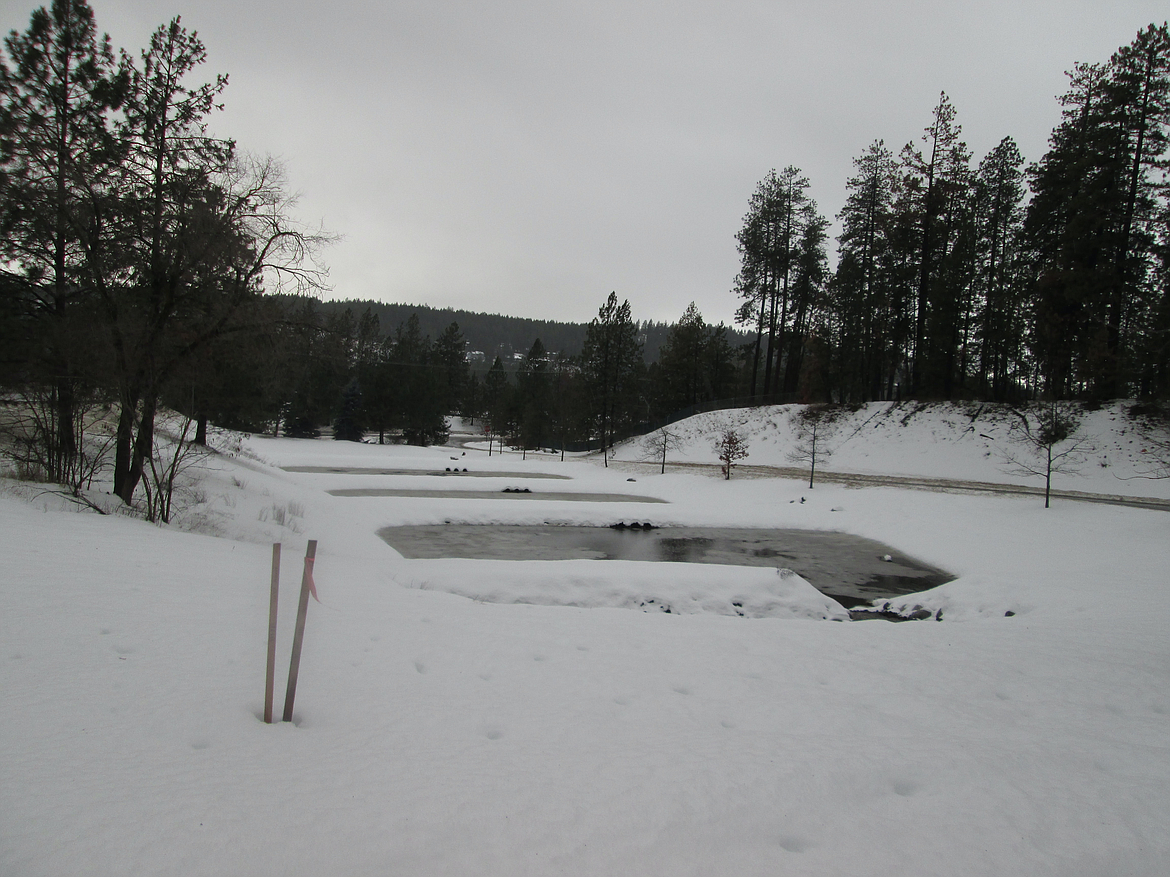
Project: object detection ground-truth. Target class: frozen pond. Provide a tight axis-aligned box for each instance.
[283,466,571,479]
[378,524,953,610]
[332,488,666,503]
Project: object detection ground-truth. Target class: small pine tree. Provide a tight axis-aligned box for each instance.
[715,428,749,480]
[332,379,365,442]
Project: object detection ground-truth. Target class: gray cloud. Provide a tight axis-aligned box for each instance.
[4,0,1166,325]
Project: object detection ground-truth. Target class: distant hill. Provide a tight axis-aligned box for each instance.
[315,299,751,366]
[316,299,587,361]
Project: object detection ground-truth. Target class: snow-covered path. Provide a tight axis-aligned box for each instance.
[608,457,1170,510]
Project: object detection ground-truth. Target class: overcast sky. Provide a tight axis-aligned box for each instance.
[3,1,1167,326]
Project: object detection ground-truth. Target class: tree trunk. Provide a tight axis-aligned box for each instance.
[113,395,136,501]
[119,394,157,506]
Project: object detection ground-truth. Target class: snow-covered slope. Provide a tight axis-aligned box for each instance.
[608,399,1170,499]
[2,405,1168,876]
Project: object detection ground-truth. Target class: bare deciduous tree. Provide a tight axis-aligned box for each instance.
[787,404,844,488]
[641,425,685,474]
[1000,401,1091,507]
[0,385,114,493]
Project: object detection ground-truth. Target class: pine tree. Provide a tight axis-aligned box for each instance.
[654,302,710,413]
[704,323,739,402]
[581,291,643,465]
[432,321,469,415]
[0,0,124,485]
[516,337,550,450]
[1026,25,1170,398]
[783,206,830,396]
[1101,23,1170,397]
[714,428,749,480]
[970,137,1028,399]
[483,355,510,450]
[733,167,824,397]
[830,140,903,402]
[388,314,447,446]
[1025,62,1112,397]
[900,92,972,397]
[332,378,364,442]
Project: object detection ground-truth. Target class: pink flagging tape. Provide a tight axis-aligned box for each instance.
[305,556,320,603]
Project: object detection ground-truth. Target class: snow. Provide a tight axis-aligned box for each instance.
[2,402,1169,876]
[395,558,850,620]
[609,399,1170,499]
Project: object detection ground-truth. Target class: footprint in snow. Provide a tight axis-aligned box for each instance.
[778,836,808,853]
[413,661,427,674]
[893,780,918,797]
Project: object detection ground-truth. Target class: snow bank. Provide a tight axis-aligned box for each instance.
[610,399,1170,499]
[395,558,850,620]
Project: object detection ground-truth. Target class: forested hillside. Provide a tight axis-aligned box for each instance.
[311,299,750,365]
[313,299,591,361]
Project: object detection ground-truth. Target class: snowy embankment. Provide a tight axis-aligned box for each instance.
[2,403,1169,876]
[609,399,1170,498]
[396,558,849,620]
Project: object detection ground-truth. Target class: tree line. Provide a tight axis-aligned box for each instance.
[738,23,1170,405]
[243,291,742,465]
[4,6,1166,502]
[310,298,752,366]
[0,1,324,509]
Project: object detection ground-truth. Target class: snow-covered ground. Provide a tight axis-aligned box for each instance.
[2,403,1169,876]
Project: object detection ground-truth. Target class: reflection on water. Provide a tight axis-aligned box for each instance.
[660,537,711,563]
[378,524,953,608]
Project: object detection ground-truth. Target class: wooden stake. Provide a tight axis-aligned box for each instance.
[264,543,281,724]
[283,540,317,722]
